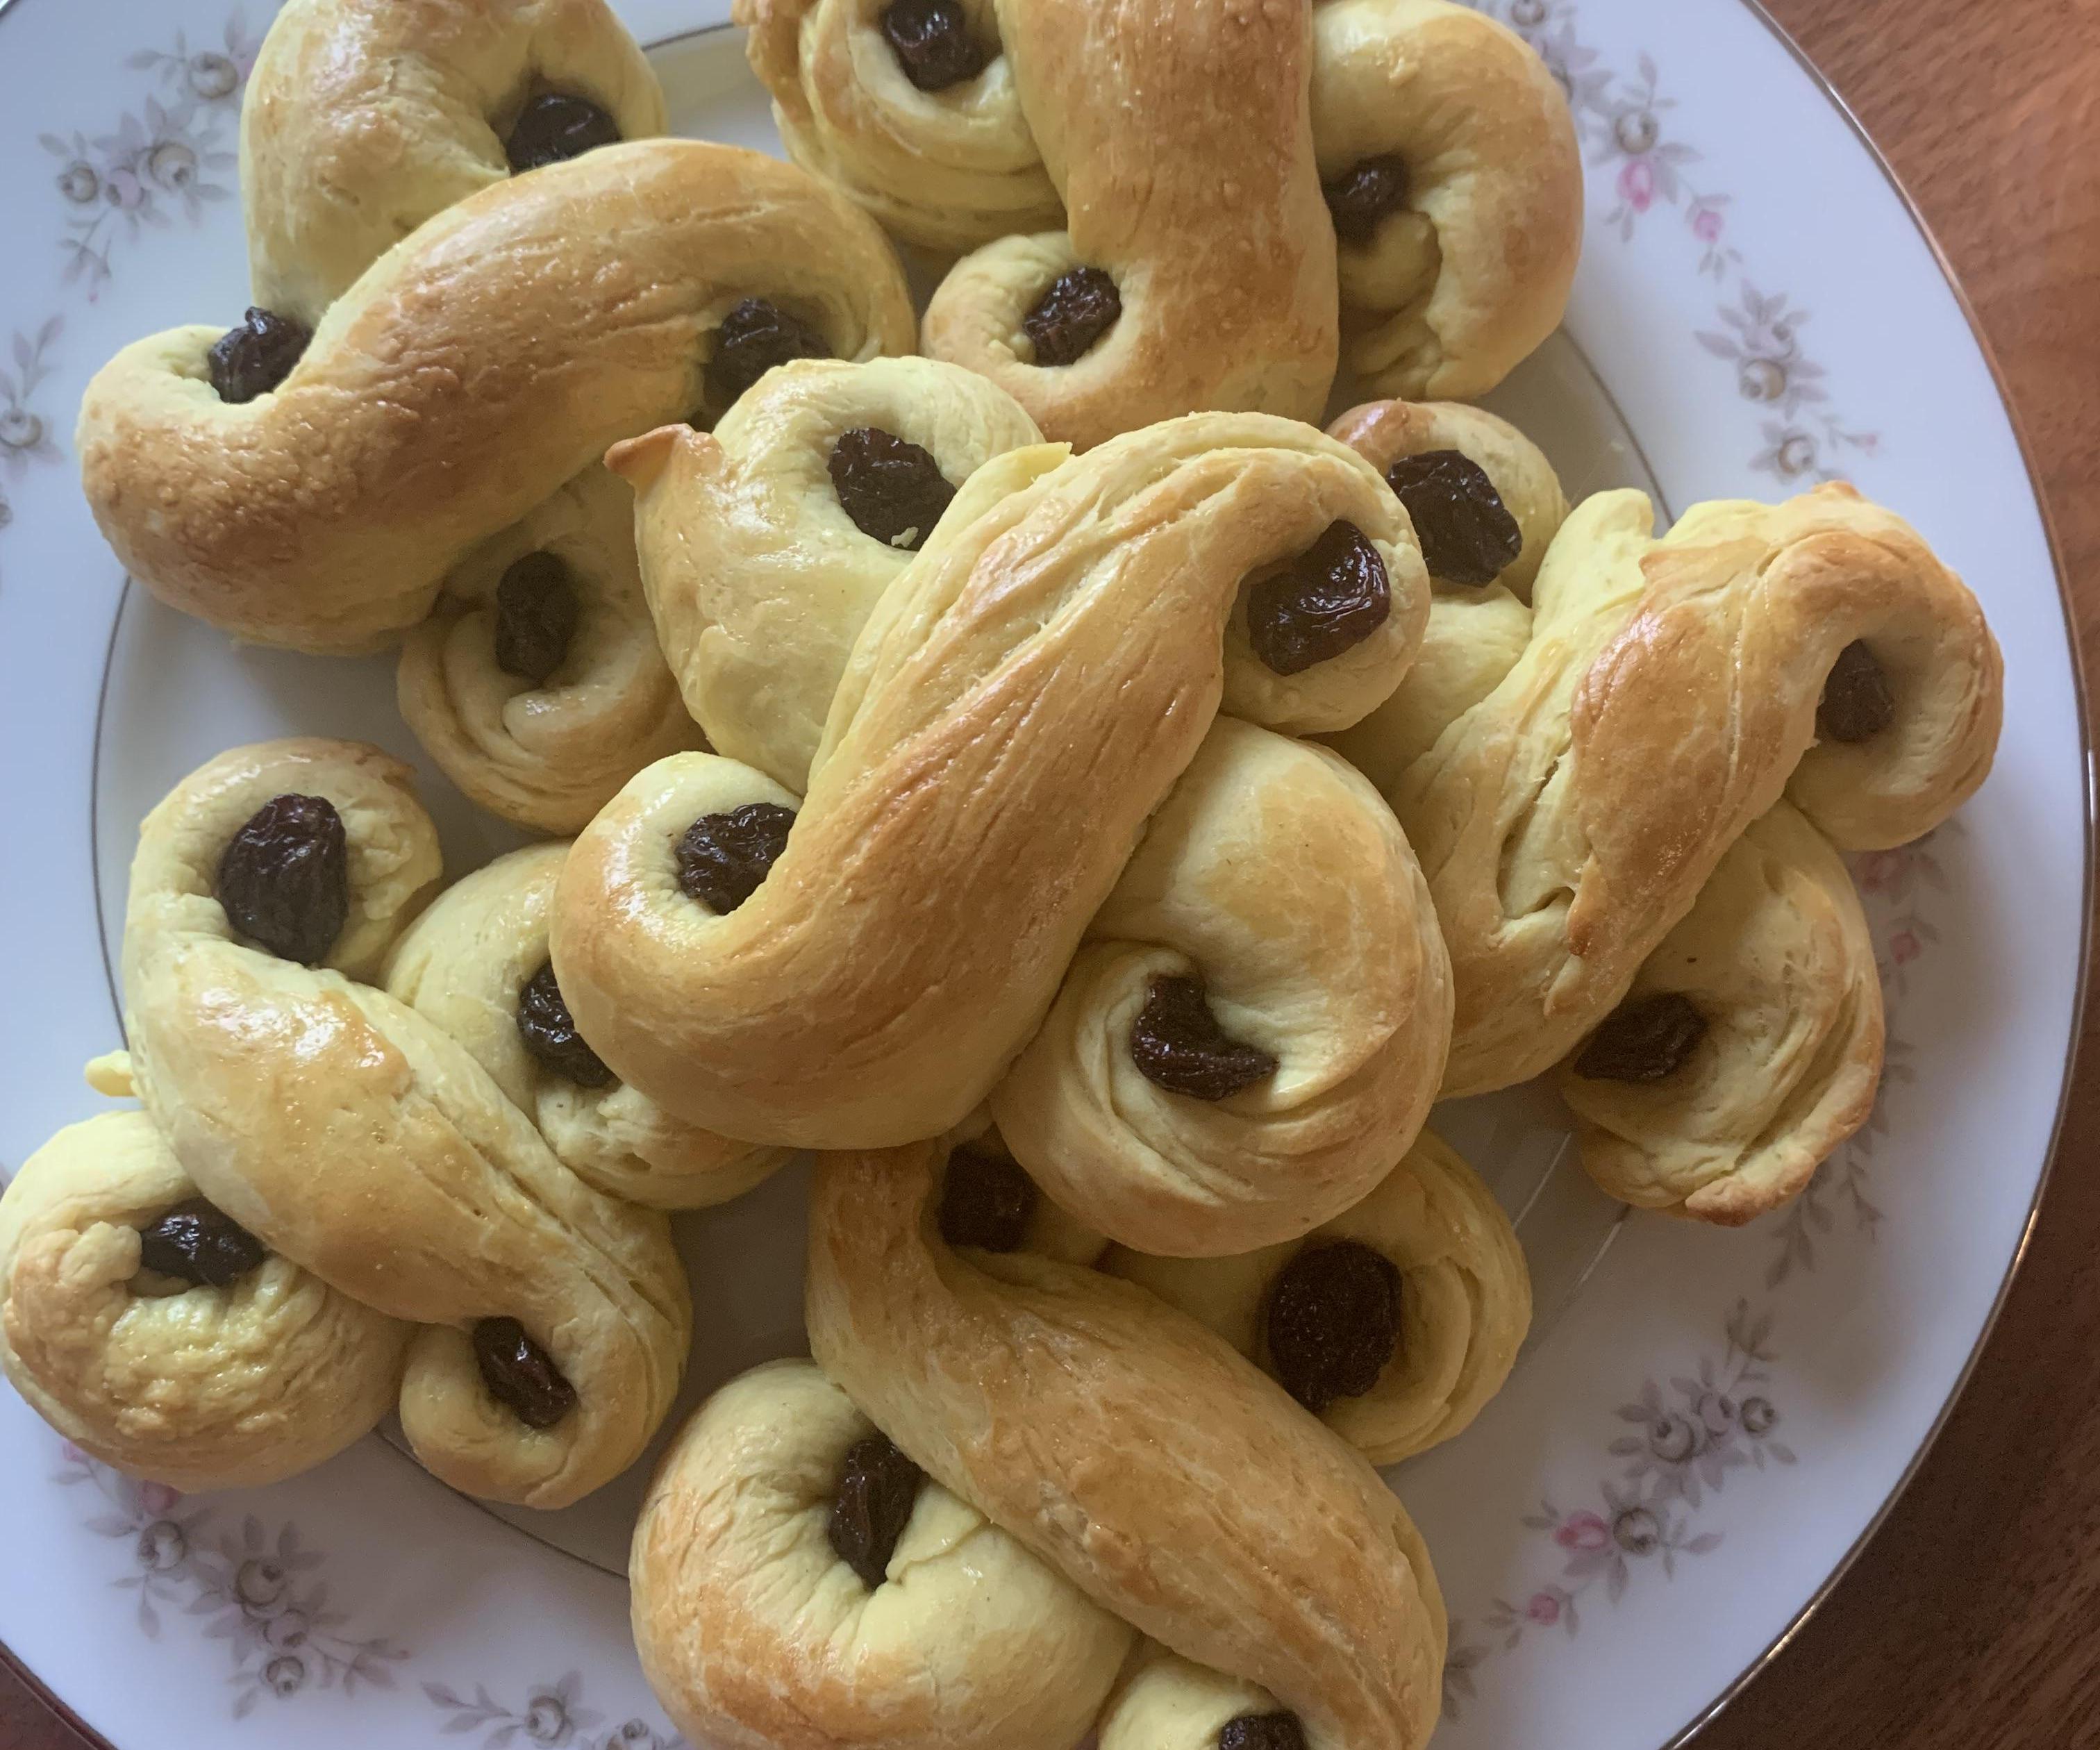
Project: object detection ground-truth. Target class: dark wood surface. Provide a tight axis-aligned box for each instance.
[6,1,2098,1745]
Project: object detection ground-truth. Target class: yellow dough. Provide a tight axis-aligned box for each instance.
[1321,397,1569,793]
[1389,483,2000,1101]
[0,1107,408,1492]
[613,356,1043,794]
[990,715,1451,1257]
[742,0,1582,442]
[381,842,790,1210]
[630,1358,1134,1750]
[558,414,1427,1142]
[1104,1128,1529,1462]
[77,0,918,828]
[806,1144,1447,1748]
[0,739,692,1506]
[1558,801,1886,1224]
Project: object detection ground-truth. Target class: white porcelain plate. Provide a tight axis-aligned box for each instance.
[0,1,2085,1746]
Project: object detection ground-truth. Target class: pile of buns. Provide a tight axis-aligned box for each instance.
[0,1,2002,1745]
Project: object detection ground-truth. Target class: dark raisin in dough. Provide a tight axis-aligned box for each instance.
[880,0,988,91]
[1129,975,1278,1101]
[1385,449,1523,587]
[1572,992,1706,1083]
[676,803,797,914]
[493,551,581,687]
[217,793,350,967]
[1817,640,1895,744]
[938,1144,1036,1251]
[505,90,622,173]
[515,962,615,1089]
[1023,267,1121,367]
[206,308,312,404]
[1265,1240,1402,1414]
[1217,1714,1310,1750]
[137,1199,267,1288]
[1245,520,1392,676]
[828,426,957,550]
[828,1433,925,1588]
[704,298,833,411]
[1323,153,1411,246]
[472,1317,578,1428]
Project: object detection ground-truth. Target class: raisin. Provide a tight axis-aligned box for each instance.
[938,1144,1036,1252]
[1265,1240,1401,1415]
[1218,1715,1309,1750]
[492,551,580,686]
[1572,992,1706,1083]
[516,962,614,1089]
[1129,975,1277,1101]
[828,1433,925,1588]
[505,91,622,173]
[137,1199,267,1288]
[676,803,796,913]
[1385,449,1523,588]
[828,427,957,551]
[1246,520,1392,675]
[704,298,832,411]
[1817,640,1895,744]
[1023,267,1121,367]
[880,0,988,91]
[217,793,350,966]
[472,1317,578,1428]
[206,308,312,404]
[1324,153,1411,247]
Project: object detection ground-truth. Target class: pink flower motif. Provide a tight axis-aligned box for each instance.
[1526,1591,1561,1626]
[1554,1510,1611,1553]
[1692,206,1724,244]
[1617,158,1656,214]
[1854,848,1908,894]
[104,168,145,210]
[1890,928,1922,966]
[138,1480,181,1515]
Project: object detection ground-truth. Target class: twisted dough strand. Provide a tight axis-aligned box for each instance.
[990,715,1452,1256]
[555,412,1425,1149]
[121,740,689,1506]
[78,138,916,655]
[1395,483,2000,1097]
[1558,801,1885,1224]
[806,1143,1447,1750]
[0,1108,408,1491]
[242,0,667,326]
[920,0,1340,449]
[382,842,788,1209]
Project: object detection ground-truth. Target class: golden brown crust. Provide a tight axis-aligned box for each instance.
[806,1143,1447,1750]
[1322,397,1568,793]
[630,1359,1133,1750]
[748,0,1581,441]
[0,1107,409,1491]
[1558,802,1886,1224]
[735,0,1060,251]
[989,717,1451,1256]
[919,0,1340,449]
[77,139,916,656]
[117,739,690,1507]
[553,413,1426,1151]
[1394,483,2002,1098]
[609,357,1043,794]
[381,842,790,1210]
[1312,0,1583,399]
[242,0,667,325]
[395,465,706,833]
[1103,1127,1529,1460]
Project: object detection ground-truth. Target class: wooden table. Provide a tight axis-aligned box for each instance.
[6,1,2097,1744]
